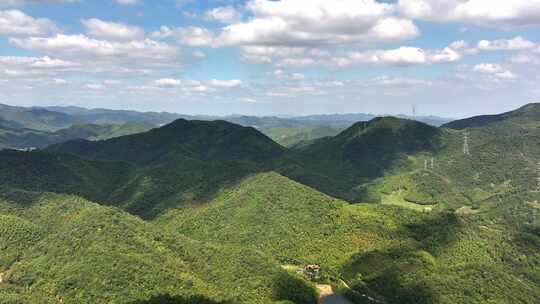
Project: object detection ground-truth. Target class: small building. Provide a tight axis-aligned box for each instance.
[303,264,321,278]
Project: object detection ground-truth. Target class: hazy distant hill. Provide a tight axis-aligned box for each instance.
[43,105,184,126]
[0,123,155,150]
[0,104,78,131]
[0,103,452,149]
[273,113,451,127]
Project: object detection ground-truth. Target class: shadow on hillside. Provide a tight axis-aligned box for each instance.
[130,294,228,304]
[341,246,439,304]
[1,118,446,218]
[340,212,462,303]
[109,161,266,220]
[0,187,42,207]
[513,223,540,254]
[279,119,444,202]
[0,150,266,220]
[405,211,462,255]
[342,124,442,176]
[0,149,136,206]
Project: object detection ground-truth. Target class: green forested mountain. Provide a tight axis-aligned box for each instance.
[44,119,286,218]
[279,117,442,201]
[48,119,285,165]
[443,103,540,129]
[0,189,318,304]
[0,104,539,304]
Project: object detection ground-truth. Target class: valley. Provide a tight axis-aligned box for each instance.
[2,1,539,303]
[0,103,539,303]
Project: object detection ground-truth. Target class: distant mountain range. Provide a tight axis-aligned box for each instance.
[0,123,155,150]
[0,103,453,150]
[41,104,453,128]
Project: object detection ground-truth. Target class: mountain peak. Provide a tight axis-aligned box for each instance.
[49,118,285,166]
[300,116,441,162]
[443,103,540,130]
[338,116,438,141]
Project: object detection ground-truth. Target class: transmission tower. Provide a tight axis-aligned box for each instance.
[412,105,417,120]
[358,122,367,138]
[430,157,434,170]
[463,132,470,155]
[537,162,540,191]
[424,159,428,171]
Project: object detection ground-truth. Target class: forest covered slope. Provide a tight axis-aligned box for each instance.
[0,104,539,303]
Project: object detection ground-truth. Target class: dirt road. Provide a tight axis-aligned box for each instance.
[317,284,353,304]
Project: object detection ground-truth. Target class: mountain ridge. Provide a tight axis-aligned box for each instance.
[48,118,285,166]
[1,104,540,304]
[443,102,540,129]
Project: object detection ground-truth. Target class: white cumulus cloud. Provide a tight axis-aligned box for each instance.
[328,44,463,68]
[155,78,182,87]
[0,56,79,69]
[477,36,536,51]
[9,34,178,60]
[398,0,540,26]
[209,79,243,88]
[204,6,241,23]
[473,63,517,80]
[0,10,58,36]
[161,0,419,47]
[217,0,419,46]
[82,18,144,40]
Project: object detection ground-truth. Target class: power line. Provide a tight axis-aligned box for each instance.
[537,162,540,191]
[463,132,470,155]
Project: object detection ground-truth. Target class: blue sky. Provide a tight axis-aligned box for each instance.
[1,0,540,118]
